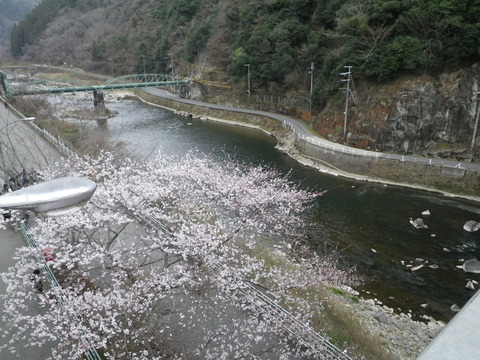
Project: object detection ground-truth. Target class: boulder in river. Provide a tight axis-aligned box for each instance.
[465,280,475,290]
[409,217,428,229]
[463,259,480,274]
[450,304,461,312]
[463,220,480,232]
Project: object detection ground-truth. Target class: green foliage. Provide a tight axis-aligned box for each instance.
[153,39,170,73]
[10,0,480,99]
[186,17,212,56]
[365,36,427,81]
[88,40,107,61]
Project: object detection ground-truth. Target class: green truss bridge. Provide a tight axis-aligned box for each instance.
[0,71,190,98]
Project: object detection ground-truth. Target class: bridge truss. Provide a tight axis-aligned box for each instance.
[0,71,190,98]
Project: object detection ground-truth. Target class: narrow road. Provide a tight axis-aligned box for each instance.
[0,98,63,182]
[143,88,480,173]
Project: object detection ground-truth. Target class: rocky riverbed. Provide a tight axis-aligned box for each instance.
[347,294,445,360]
[43,89,455,359]
[167,103,450,360]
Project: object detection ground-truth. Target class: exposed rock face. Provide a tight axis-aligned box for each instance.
[316,64,480,162]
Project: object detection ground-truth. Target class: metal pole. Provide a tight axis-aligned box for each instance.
[340,66,352,138]
[244,64,250,97]
[471,91,480,150]
[309,62,314,113]
[140,55,146,81]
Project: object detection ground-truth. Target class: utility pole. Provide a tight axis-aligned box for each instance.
[309,62,314,113]
[471,91,480,150]
[140,55,146,81]
[244,63,251,97]
[340,65,352,138]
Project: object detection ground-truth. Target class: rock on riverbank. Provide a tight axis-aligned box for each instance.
[344,292,445,360]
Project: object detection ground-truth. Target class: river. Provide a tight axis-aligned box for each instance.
[73,97,480,322]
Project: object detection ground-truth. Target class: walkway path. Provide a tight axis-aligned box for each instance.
[0,225,54,359]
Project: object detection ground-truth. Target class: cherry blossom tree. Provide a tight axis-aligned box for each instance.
[1,151,359,359]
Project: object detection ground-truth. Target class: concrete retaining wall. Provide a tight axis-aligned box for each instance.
[296,138,480,195]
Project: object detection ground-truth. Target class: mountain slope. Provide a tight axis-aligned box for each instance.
[7,0,480,160]
[0,0,41,46]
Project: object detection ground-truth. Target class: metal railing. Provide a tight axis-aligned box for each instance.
[276,115,480,173]
[141,213,353,359]
[239,282,355,360]
[19,222,102,360]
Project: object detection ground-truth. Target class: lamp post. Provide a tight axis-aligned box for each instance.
[471,91,480,150]
[0,176,97,215]
[0,117,35,131]
[340,65,352,139]
[244,63,251,97]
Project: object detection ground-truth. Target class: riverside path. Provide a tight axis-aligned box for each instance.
[143,88,480,175]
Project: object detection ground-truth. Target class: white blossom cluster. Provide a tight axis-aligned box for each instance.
[1,151,358,359]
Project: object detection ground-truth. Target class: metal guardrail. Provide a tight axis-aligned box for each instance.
[239,282,354,360]
[141,213,353,359]
[278,118,480,174]
[19,222,103,360]
[29,122,82,161]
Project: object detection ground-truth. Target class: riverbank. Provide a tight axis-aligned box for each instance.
[131,90,454,359]
[26,89,451,359]
[135,89,480,205]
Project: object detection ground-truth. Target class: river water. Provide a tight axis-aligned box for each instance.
[77,98,480,322]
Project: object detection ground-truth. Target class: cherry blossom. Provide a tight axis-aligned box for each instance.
[1,151,359,359]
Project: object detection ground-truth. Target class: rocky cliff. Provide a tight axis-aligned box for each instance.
[315,64,480,162]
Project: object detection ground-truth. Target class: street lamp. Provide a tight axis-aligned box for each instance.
[309,62,315,113]
[0,176,97,216]
[0,117,35,131]
[140,55,146,81]
[471,91,480,150]
[244,64,251,97]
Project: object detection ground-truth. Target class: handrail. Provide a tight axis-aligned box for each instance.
[239,282,355,360]
[141,213,351,359]
[19,221,103,359]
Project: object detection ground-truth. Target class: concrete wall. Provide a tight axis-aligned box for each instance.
[296,137,480,195]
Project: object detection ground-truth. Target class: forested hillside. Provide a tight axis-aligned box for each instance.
[7,0,480,160]
[0,0,41,46]
[10,0,480,101]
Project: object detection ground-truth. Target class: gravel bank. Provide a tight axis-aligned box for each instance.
[349,294,444,360]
